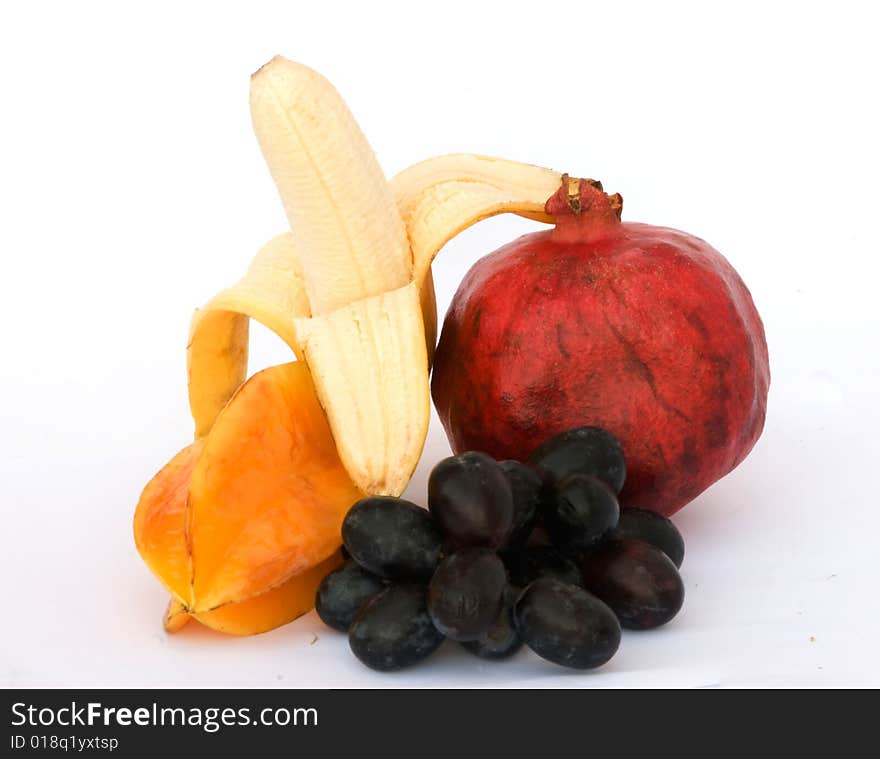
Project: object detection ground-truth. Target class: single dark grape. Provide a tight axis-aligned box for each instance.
[580,538,684,630]
[461,587,522,660]
[427,548,508,641]
[348,584,444,671]
[428,452,514,548]
[502,545,582,589]
[342,497,442,579]
[526,523,552,547]
[498,460,543,547]
[527,426,626,493]
[315,560,386,632]
[610,508,685,568]
[515,578,621,670]
[543,473,619,552]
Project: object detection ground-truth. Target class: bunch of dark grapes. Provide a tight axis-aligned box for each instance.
[315,426,685,671]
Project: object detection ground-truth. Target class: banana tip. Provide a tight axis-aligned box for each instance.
[251,54,288,80]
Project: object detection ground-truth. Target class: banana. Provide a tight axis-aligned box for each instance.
[186,55,570,496]
[293,282,428,495]
[188,232,308,438]
[390,153,562,288]
[249,56,412,315]
[249,57,427,495]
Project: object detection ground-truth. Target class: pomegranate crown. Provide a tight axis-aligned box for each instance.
[545,176,623,223]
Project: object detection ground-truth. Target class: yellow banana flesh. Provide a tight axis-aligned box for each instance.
[294,282,429,495]
[249,57,412,315]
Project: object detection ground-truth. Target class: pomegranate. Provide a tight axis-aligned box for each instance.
[431,179,769,516]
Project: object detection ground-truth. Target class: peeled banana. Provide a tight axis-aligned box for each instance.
[249,57,412,315]
[186,56,569,496]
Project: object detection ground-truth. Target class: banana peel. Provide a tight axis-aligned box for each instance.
[187,232,308,438]
[391,153,562,287]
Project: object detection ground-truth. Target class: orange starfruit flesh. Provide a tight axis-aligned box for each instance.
[134,361,362,632]
[187,361,363,611]
[163,550,343,636]
[163,598,191,633]
[134,441,203,602]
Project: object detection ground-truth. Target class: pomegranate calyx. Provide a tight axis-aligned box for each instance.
[546,175,623,230]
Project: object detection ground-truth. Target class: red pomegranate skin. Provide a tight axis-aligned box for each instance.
[431,181,769,516]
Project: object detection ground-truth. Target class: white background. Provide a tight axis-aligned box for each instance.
[1,0,878,687]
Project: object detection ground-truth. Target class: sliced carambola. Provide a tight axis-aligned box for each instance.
[134,361,362,633]
[160,552,344,637]
[187,362,362,612]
